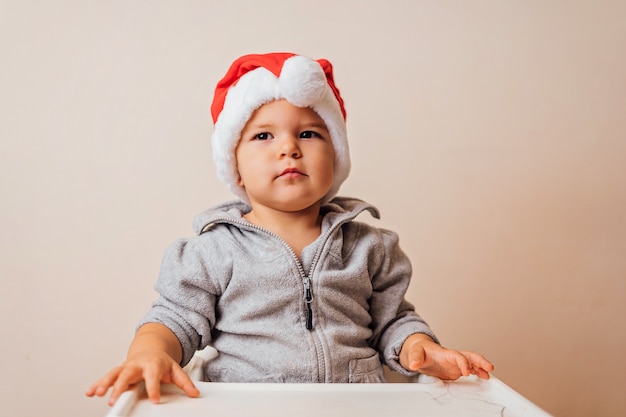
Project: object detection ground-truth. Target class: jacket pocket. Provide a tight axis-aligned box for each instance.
[348,353,386,383]
[206,365,319,383]
[207,367,288,382]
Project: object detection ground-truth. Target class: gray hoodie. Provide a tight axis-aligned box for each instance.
[138,197,438,382]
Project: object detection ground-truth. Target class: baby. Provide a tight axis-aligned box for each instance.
[87,52,494,405]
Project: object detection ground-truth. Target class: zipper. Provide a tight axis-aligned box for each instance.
[303,276,313,330]
[202,217,313,327]
[202,215,351,331]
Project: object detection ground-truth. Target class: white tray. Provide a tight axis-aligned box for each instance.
[106,375,552,417]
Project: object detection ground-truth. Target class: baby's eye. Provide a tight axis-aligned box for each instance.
[253,132,273,141]
[300,131,322,139]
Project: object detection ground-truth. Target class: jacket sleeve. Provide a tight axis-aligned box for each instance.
[137,237,225,367]
[367,228,439,376]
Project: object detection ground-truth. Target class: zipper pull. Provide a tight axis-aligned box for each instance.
[303,277,313,330]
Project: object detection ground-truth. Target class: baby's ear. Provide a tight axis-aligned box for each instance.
[237,176,245,187]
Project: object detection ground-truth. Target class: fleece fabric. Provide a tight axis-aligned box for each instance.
[138,196,438,382]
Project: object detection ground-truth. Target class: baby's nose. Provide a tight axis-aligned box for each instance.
[279,136,302,158]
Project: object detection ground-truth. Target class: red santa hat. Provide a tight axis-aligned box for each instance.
[210,52,350,204]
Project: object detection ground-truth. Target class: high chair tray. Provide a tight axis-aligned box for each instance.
[106,375,552,417]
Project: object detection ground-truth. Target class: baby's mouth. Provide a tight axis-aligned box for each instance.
[278,168,306,178]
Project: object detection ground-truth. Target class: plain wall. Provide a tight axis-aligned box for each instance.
[1,1,625,416]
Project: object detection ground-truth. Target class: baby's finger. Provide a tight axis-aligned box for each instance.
[472,366,491,379]
[85,367,122,398]
[143,369,163,404]
[109,368,142,406]
[85,384,102,397]
[108,385,129,406]
[461,351,494,373]
[171,367,200,398]
[454,352,471,377]
[85,381,105,398]
[467,361,486,379]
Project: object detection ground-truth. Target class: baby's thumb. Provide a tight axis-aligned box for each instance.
[407,347,426,371]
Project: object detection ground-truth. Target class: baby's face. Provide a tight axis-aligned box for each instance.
[235,99,335,213]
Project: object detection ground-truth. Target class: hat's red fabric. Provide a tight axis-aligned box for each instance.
[210,52,346,123]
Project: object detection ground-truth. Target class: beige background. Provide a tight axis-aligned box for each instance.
[1,1,625,416]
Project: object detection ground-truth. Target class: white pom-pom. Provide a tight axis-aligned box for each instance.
[279,56,327,106]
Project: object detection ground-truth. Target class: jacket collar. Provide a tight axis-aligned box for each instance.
[192,196,380,236]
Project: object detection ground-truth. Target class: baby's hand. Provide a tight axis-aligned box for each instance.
[85,348,200,405]
[399,334,494,380]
